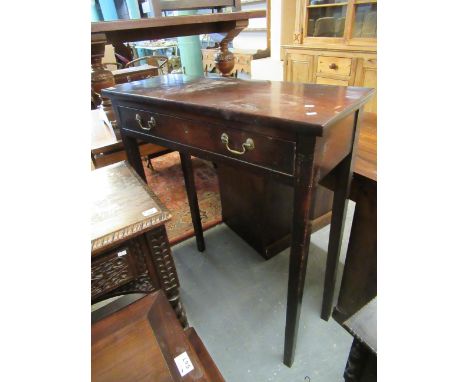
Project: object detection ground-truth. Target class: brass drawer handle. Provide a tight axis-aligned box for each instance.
[221,133,255,155]
[329,63,338,70]
[135,113,156,131]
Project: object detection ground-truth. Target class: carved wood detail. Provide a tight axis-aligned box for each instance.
[91,255,134,298]
[145,226,188,328]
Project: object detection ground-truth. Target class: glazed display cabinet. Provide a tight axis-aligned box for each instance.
[283,0,377,113]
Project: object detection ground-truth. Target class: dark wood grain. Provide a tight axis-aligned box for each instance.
[324,112,377,323]
[91,161,171,253]
[91,163,187,325]
[103,75,375,134]
[106,75,374,367]
[180,153,206,252]
[92,11,265,34]
[92,11,265,45]
[185,328,225,382]
[92,292,223,382]
[321,109,363,321]
[284,135,318,366]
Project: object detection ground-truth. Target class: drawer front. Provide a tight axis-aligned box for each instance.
[91,246,136,299]
[317,56,352,76]
[119,106,296,175]
[316,76,349,86]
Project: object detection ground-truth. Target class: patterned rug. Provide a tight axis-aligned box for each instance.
[143,152,222,245]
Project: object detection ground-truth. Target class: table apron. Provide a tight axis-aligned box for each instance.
[121,127,296,183]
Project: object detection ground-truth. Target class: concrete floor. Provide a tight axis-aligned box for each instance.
[171,202,356,382]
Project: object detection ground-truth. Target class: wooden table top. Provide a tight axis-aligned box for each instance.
[92,292,223,381]
[92,10,265,35]
[91,161,171,254]
[355,112,377,182]
[103,74,375,135]
[343,297,377,354]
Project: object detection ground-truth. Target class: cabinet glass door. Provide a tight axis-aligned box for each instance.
[352,1,377,38]
[306,1,348,37]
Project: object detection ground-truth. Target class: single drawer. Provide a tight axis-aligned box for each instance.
[119,106,296,175]
[316,76,349,86]
[91,246,136,299]
[317,56,352,76]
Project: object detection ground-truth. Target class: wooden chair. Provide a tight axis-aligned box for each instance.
[125,55,169,75]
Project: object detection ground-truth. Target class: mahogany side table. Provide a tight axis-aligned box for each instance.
[103,74,374,366]
[92,291,225,382]
[91,161,187,326]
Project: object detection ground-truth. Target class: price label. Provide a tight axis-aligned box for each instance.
[142,207,158,217]
[174,351,194,377]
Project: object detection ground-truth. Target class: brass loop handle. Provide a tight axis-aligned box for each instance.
[220,133,255,155]
[135,114,156,131]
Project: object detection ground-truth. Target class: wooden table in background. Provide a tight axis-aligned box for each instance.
[103,75,374,366]
[112,64,159,84]
[341,297,377,382]
[91,161,187,326]
[322,112,377,322]
[92,291,225,382]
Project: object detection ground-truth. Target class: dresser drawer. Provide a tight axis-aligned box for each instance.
[317,56,352,76]
[91,246,137,299]
[119,106,296,175]
[316,76,349,86]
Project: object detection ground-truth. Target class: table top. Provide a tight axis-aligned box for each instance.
[343,297,377,354]
[103,74,375,135]
[355,113,377,182]
[92,10,265,35]
[92,291,222,381]
[91,161,171,254]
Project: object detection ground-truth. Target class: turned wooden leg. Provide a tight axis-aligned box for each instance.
[179,152,205,252]
[321,110,363,321]
[121,133,147,182]
[283,136,317,367]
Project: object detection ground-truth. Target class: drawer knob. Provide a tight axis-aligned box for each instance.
[135,114,156,131]
[221,133,255,155]
[329,63,338,70]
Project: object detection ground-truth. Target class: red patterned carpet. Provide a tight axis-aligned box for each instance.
[143,152,222,245]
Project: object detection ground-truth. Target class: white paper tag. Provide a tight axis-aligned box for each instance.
[174,351,194,377]
[142,207,157,217]
[117,250,127,257]
[141,1,151,13]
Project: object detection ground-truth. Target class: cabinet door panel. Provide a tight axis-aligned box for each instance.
[286,54,313,83]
